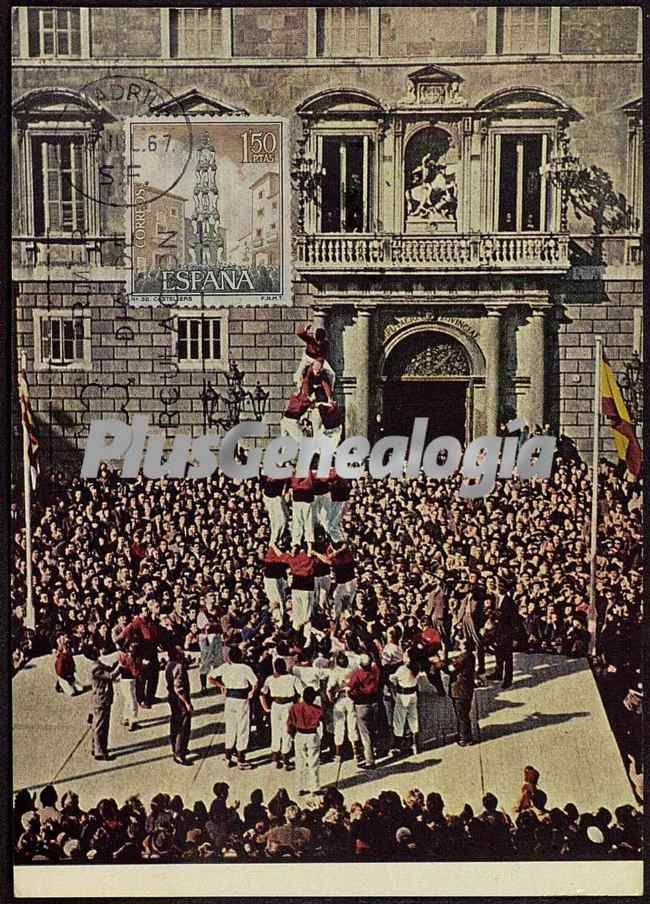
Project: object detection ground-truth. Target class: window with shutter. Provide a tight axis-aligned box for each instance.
[32,137,87,235]
[35,312,91,369]
[27,8,81,58]
[316,7,371,57]
[496,7,551,55]
[170,8,223,58]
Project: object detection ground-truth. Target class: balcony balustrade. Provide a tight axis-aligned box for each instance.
[294,233,570,272]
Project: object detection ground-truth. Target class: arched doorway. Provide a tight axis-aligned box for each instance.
[380,330,474,444]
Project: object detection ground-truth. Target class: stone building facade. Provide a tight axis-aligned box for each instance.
[11,5,643,469]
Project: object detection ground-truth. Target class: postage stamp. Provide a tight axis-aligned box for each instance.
[126,115,291,307]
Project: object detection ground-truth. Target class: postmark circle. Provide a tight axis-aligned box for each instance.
[53,72,194,210]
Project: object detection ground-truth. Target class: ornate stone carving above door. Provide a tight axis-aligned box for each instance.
[383,313,479,343]
[385,332,471,379]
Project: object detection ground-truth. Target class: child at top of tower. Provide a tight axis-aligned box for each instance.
[294,323,336,390]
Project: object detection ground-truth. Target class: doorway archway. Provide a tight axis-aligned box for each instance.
[379,327,481,444]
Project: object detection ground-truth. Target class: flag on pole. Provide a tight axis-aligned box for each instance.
[17,367,39,490]
[600,352,642,478]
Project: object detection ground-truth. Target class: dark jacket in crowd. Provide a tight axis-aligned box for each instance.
[449,651,476,700]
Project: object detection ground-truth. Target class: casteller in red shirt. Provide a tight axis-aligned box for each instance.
[297,326,329,362]
[281,551,317,591]
[347,658,380,704]
[287,699,323,736]
[263,546,290,580]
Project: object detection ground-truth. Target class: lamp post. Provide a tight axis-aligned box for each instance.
[542,130,582,232]
[290,134,323,233]
[200,356,270,433]
[619,351,644,424]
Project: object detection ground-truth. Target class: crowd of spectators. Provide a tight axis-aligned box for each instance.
[13,770,642,862]
[11,444,643,815]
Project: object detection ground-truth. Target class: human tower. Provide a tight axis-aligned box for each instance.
[260,323,356,640]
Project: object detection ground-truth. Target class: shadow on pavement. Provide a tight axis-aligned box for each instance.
[332,754,443,794]
[479,710,591,743]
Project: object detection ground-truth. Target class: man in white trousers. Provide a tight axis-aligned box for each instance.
[280,393,310,443]
[287,686,324,796]
[261,475,289,551]
[389,655,421,756]
[325,468,351,544]
[313,551,332,612]
[290,472,315,551]
[260,658,301,769]
[316,542,357,620]
[311,469,331,536]
[326,651,358,762]
[262,545,289,626]
[380,626,404,732]
[284,548,317,640]
[117,641,141,730]
[209,646,258,770]
[311,400,343,448]
[292,647,328,705]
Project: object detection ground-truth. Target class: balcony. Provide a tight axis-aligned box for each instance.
[294,233,571,273]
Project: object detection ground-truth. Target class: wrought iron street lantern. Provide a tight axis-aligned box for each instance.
[619,351,644,424]
[542,131,582,232]
[290,134,324,232]
[201,356,270,432]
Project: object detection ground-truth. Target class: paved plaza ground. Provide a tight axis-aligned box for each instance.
[13,652,636,817]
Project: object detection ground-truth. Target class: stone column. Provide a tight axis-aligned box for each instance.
[342,306,372,437]
[311,306,327,332]
[527,307,546,429]
[517,306,547,429]
[483,307,501,435]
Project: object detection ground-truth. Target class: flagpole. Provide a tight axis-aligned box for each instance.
[20,351,35,631]
[588,335,602,657]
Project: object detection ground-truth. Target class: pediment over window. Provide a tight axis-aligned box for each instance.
[12,88,109,127]
[477,87,582,120]
[149,89,248,117]
[621,97,642,116]
[296,89,385,117]
[409,64,463,86]
[400,64,467,109]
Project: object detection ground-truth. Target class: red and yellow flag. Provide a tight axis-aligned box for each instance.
[600,353,642,478]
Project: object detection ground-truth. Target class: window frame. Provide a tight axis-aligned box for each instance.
[495,7,552,56]
[162,8,233,58]
[487,7,560,55]
[625,105,643,234]
[37,134,87,235]
[316,7,372,58]
[486,126,556,234]
[27,131,94,238]
[20,7,90,59]
[172,309,229,371]
[33,308,92,372]
[313,129,377,234]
